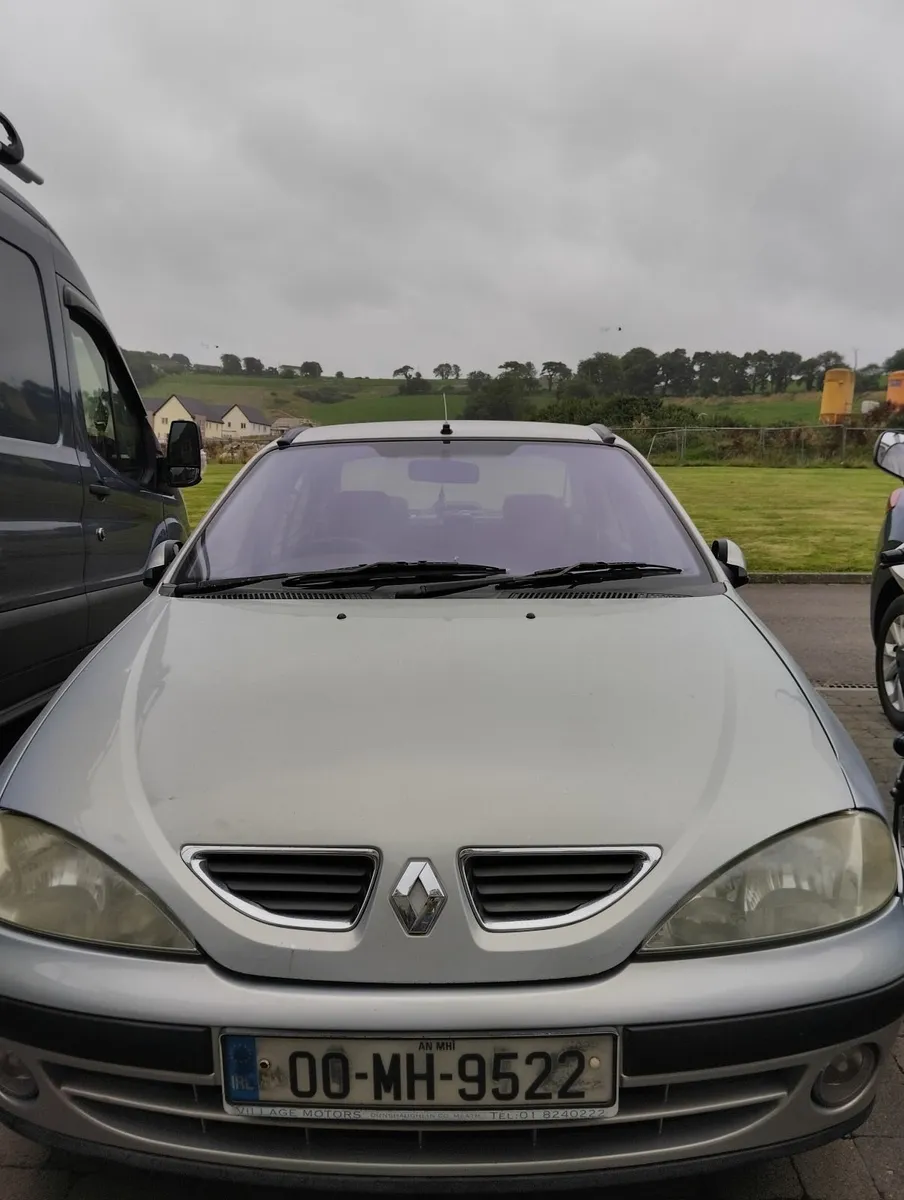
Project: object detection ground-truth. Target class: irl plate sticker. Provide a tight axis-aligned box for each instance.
[223,1036,259,1102]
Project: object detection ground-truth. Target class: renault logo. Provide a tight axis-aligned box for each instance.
[390,859,446,935]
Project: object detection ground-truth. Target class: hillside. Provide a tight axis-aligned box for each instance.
[142,374,468,425]
[142,375,885,429]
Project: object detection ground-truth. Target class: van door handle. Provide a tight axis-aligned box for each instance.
[89,482,111,499]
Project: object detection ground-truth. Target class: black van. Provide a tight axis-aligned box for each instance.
[0,113,201,727]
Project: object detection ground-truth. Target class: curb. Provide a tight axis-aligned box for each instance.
[749,572,871,584]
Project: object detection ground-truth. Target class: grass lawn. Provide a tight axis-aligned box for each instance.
[182,464,893,573]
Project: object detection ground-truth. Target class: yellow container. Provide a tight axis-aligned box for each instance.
[819,367,855,425]
[887,370,904,409]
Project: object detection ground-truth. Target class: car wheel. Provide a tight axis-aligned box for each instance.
[876,595,904,729]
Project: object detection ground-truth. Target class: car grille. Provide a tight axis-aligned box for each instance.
[45,1059,799,1174]
[460,848,658,930]
[183,848,380,930]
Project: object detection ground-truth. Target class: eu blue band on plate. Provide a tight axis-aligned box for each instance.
[223,1036,259,1102]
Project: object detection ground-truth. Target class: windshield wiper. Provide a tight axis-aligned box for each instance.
[171,562,506,596]
[402,561,683,597]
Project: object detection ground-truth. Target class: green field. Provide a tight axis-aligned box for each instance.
[185,464,892,573]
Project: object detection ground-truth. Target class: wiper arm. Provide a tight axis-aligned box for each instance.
[402,561,682,598]
[281,560,506,588]
[172,562,507,596]
[494,561,683,590]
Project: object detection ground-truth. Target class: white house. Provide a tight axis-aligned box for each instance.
[142,395,273,442]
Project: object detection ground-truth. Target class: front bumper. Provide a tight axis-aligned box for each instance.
[1,909,903,1190]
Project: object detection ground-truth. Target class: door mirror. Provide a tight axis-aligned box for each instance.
[874,431,904,480]
[711,537,749,588]
[164,420,202,488]
[143,538,181,588]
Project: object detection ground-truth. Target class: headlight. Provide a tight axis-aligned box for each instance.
[642,812,899,954]
[0,812,196,954]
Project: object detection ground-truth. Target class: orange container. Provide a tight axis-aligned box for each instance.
[887,370,904,408]
[819,367,855,425]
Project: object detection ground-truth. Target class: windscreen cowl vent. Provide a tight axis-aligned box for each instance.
[504,590,684,601]
[190,591,375,601]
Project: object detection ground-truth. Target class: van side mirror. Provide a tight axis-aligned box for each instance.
[164,420,202,488]
[711,538,749,588]
[143,539,181,588]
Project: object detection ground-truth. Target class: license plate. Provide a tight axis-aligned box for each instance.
[222,1032,617,1122]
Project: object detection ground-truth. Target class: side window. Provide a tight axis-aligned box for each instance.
[0,238,59,443]
[70,317,148,481]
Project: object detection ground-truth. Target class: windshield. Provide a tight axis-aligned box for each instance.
[174,439,709,585]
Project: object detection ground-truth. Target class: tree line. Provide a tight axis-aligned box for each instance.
[121,349,327,388]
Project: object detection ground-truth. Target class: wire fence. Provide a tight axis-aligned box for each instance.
[609,425,884,467]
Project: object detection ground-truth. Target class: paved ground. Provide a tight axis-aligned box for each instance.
[3,584,904,1198]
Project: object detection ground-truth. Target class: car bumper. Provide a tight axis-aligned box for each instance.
[1,909,903,1191]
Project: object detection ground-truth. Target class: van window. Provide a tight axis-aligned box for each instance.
[0,238,59,443]
[70,318,148,481]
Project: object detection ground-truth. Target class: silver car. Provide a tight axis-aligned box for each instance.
[0,418,902,1192]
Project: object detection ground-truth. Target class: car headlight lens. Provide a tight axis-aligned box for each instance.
[642,812,899,954]
[0,812,196,953]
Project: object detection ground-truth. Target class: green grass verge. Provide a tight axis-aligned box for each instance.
[183,464,892,573]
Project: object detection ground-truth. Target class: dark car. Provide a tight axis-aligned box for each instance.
[0,112,202,728]
[870,430,904,727]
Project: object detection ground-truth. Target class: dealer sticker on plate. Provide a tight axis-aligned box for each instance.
[222,1032,617,1122]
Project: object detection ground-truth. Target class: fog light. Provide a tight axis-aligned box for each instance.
[812,1045,878,1109]
[0,1052,38,1101]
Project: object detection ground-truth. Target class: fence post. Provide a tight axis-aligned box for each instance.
[841,425,847,463]
[759,426,766,463]
[679,428,687,462]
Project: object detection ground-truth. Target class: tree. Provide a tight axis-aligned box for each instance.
[452,364,461,379]
[769,351,802,394]
[815,351,847,388]
[279,366,297,379]
[498,361,540,391]
[540,361,572,391]
[463,371,533,420]
[798,357,820,391]
[885,349,904,373]
[170,353,192,369]
[122,350,158,388]
[620,346,659,396]
[243,356,264,375]
[220,352,242,375]
[857,363,882,393]
[300,361,323,378]
[398,375,433,395]
[335,370,345,379]
[433,363,453,380]
[657,349,694,397]
[466,370,491,394]
[576,351,623,395]
[392,365,414,380]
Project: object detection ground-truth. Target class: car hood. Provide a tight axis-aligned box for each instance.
[2,592,860,985]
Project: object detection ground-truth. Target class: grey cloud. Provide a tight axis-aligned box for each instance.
[3,0,904,373]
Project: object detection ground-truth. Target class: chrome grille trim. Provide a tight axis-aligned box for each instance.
[459,845,662,931]
[181,845,381,931]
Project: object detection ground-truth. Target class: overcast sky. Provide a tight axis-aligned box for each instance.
[3,0,903,375]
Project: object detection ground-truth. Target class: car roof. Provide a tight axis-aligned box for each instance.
[290,420,611,445]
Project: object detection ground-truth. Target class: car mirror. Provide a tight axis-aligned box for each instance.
[711,537,749,588]
[874,431,904,480]
[164,420,202,488]
[143,538,181,588]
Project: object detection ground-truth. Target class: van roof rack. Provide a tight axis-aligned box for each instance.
[0,112,43,185]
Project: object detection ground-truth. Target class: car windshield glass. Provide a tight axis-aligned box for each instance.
[174,439,709,585]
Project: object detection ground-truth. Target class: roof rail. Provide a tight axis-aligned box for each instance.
[276,426,308,447]
[0,112,43,186]
[589,422,617,445]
